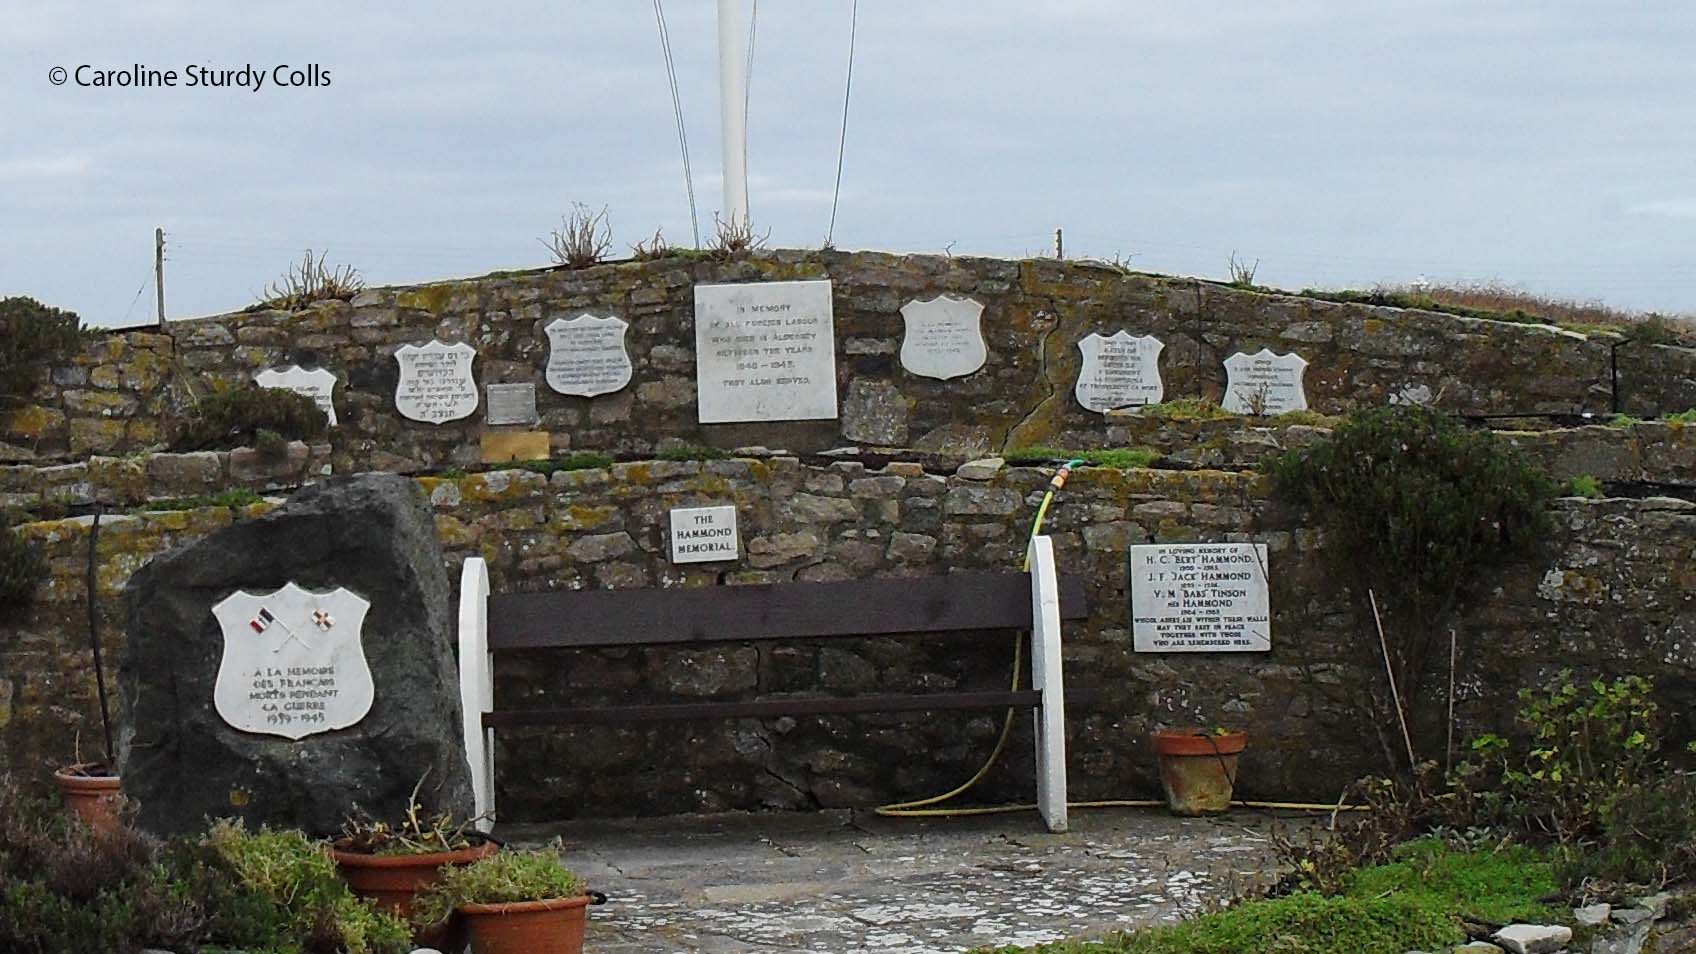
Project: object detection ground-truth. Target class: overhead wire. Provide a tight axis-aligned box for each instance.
[652,0,701,247]
[825,0,858,248]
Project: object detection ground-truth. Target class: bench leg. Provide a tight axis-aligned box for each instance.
[1028,535,1069,833]
[458,557,496,832]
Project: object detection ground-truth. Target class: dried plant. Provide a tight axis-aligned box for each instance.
[258,250,364,309]
[1228,251,1260,287]
[541,203,612,268]
[709,212,769,257]
[333,773,487,856]
[629,227,671,261]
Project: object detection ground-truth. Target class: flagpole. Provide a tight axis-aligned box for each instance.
[718,0,749,227]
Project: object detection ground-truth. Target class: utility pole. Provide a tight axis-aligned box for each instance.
[154,228,167,332]
[718,0,749,228]
[1055,228,1064,260]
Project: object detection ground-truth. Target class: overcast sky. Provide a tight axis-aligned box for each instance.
[3,1,1693,326]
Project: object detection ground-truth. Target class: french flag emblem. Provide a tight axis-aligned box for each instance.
[249,607,276,634]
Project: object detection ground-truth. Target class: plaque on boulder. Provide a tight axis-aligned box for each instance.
[545,314,633,398]
[694,280,837,423]
[255,365,339,427]
[119,474,474,837]
[211,583,374,740]
[1075,331,1164,413]
[1130,542,1271,652]
[485,383,540,426]
[1223,348,1309,415]
[899,295,987,380]
[393,340,479,424]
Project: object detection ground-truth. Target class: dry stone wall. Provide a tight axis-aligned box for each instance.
[3,456,1692,819]
[7,251,1696,467]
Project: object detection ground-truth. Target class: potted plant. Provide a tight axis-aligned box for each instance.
[330,777,496,951]
[55,506,123,832]
[413,846,595,954]
[1151,726,1247,815]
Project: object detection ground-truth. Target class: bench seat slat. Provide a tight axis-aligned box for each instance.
[483,689,1045,726]
[485,571,1088,651]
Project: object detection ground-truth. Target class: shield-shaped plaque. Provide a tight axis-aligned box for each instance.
[899,295,987,380]
[393,340,480,424]
[1074,331,1164,413]
[1222,348,1309,415]
[211,583,375,740]
[545,314,634,397]
[255,365,339,427]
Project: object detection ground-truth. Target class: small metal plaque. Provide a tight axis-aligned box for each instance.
[486,383,540,426]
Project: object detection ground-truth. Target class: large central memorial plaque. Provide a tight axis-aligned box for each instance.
[211,582,375,739]
[694,280,838,423]
[1130,543,1271,652]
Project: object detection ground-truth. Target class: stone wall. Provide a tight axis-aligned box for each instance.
[8,251,1696,467]
[5,455,1692,819]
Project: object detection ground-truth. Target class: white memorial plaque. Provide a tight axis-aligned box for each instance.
[694,280,837,423]
[1131,543,1270,653]
[485,383,540,425]
[1075,331,1165,413]
[255,366,338,428]
[899,295,987,380]
[1223,348,1309,415]
[669,505,739,563]
[545,314,633,398]
[211,582,375,739]
[393,340,479,424]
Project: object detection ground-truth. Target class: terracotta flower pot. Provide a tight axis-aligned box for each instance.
[1151,729,1246,816]
[333,839,498,952]
[53,767,123,833]
[459,895,591,954]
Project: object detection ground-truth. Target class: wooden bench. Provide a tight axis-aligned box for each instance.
[457,536,1084,832]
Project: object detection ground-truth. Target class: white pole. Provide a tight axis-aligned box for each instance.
[718,0,749,227]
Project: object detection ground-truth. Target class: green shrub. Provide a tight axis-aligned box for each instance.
[513,452,614,475]
[657,443,729,461]
[0,297,91,401]
[0,525,46,620]
[1664,408,1696,425]
[1566,474,1603,498]
[171,385,328,452]
[412,848,584,927]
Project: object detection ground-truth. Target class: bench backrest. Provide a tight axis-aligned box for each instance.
[485,570,1089,651]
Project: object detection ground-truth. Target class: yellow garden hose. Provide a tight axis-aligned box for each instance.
[874,458,1359,820]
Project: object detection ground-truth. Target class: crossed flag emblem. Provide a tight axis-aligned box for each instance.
[248,605,335,652]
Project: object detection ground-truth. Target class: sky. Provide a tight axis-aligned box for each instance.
[2,1,1693,326]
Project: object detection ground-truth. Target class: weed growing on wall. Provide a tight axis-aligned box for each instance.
[0,297,92,401]
[1272,405,1554,774]
[541,203,612,268]
[256,250,364,310]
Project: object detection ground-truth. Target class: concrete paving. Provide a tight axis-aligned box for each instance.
[504,807,1302,953]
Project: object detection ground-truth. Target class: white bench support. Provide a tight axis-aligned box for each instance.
[1027,535,1069,833]
[457,557,496,832]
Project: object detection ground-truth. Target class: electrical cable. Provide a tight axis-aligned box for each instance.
[825,0,858,248]
[874,457,1362,820]
[652,0,701,247]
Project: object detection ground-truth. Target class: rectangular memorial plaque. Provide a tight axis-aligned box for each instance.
[486,383,540,426]
[669,505,739,563]
[1130,542,1271,652]
[694,280,837,423]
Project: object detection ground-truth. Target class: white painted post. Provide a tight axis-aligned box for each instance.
[1027,535,1069,833]
[717,0,749,227]
[457,558,495,831]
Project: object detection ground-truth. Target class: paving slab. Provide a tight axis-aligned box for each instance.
[502,806,1300,953]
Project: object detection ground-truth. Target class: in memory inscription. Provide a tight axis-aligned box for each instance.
[255,366,339,427]
[485,383,540,426]
[211,582,375,739]
[393,340,479,424]
[694,280,837,423]
[899,295,987,380]
[545,314,633,398]
[1075,331,1164,413]
[1130,543,1270,653]
[1223,348,1309,415]
[669,505,739,563]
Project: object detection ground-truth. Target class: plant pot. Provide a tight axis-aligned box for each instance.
[1151,729,1246,816]
[459,895,591,954]
[333,839,498,951]
[53,766,122,833]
